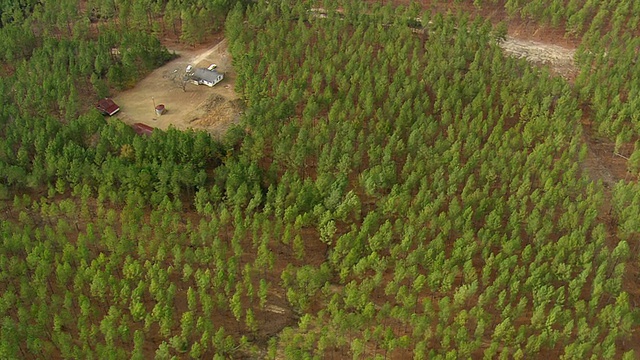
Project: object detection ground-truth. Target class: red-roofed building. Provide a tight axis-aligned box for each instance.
[132,123,154,136]
[96,98,120,116]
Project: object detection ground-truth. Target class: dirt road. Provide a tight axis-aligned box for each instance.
[111,39,240,139]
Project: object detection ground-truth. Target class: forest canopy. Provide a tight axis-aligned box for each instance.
[1,0,639,359]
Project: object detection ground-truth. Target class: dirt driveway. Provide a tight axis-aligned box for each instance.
[112,39,241,139]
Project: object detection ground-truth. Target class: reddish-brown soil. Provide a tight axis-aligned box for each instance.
[305,1,639,358]
[14,2,632,358]
[366,0,581,46]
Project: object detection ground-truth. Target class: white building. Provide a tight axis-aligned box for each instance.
[188,66,224,87]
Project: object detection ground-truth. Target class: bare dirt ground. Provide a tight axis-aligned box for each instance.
[581,119,631,190]
[111,38,241,140]
[499,36,576,79]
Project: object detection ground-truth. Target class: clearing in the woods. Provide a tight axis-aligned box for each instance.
[111,38,242,139]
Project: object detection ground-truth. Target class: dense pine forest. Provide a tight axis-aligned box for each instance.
[1,0,640,359]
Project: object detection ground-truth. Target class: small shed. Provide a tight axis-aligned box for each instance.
[132,123,154,136]
[190,68,224,87]
[96,98,120,116]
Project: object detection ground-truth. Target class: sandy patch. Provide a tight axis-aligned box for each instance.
[111,39,241,139]
[499,36,576,79]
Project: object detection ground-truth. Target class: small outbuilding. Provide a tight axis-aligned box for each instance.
[132,123,154,136]
[96,98,120,116]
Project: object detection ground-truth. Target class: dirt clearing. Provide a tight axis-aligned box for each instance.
[111,39,241,139]
[499,36,576,79]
